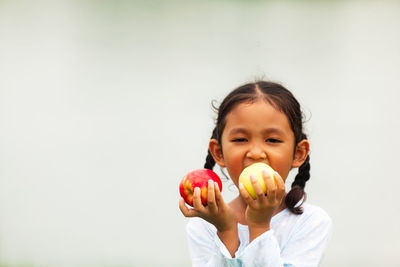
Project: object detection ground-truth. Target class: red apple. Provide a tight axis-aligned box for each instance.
[179,169,222,207]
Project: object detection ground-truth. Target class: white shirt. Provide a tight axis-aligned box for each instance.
[186,203,332,267]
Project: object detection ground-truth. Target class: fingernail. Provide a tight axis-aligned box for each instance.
[214,182,219,190]
[274,171,279,176]
[250,174,256,181]
[208,179,213,186]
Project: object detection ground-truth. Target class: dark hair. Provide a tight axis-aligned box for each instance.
[204,81,310,214]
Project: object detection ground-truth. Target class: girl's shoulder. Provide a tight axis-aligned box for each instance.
[300,202,331,222]
[271,202,332,244]
[285,202,332,233]
[272,202,332,232]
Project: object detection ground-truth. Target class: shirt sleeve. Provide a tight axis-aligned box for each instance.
[280,208,333,267]
[186,218,238,267]
[237,230,284,267]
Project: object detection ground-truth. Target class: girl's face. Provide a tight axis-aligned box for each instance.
[211,99,307,187]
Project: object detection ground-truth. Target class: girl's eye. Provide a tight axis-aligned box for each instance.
[266,138,282,143]
[232,138,247,142]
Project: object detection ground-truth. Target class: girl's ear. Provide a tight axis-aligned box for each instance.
[292,139,310,168]
[209,139,226,168]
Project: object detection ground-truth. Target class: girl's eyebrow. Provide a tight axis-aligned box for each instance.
[228,128,248,135]
[262,128,285,135]
[228,127,285,136]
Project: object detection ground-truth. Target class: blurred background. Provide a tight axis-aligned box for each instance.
[1,0,400,266]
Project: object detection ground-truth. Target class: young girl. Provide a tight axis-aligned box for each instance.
[179,81,332,266]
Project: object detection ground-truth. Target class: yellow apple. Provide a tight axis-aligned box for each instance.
[238,162,276,199]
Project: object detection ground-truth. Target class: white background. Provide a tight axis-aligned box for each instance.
[1,1,400,266]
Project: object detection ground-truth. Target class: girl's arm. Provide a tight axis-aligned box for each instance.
[185,217,240,267]
[179,180,239,257]
[241,206,332,266]
[236,171,331,267]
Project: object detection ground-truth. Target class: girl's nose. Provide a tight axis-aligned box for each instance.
[246,146,267,160]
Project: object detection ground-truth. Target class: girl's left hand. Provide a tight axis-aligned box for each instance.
[239,170,286,228]
[179,180,240,257]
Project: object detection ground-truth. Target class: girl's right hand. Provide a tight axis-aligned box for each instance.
[238,170,286,242]
[179,180,237,233]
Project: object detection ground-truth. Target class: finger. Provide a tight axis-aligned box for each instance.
[207,180,217,212]
[263,169,277,202]
[251,174,266,201]
[179,197,198,217]
[238,182,254,205]
[274,171,286,201]
[192,187,206,212]
[214,182,224,206]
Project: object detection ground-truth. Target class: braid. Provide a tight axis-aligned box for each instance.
[293,155,310,189]
[204,127,218,170]
[204,151,216,170]
[285,135,311,214]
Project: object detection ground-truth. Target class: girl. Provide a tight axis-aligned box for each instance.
[179,81,332,266]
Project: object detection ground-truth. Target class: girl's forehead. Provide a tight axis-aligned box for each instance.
[224,100,291,130]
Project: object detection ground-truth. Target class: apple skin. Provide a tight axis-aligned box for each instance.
[238,163,276,199]
[179,169,222,207]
